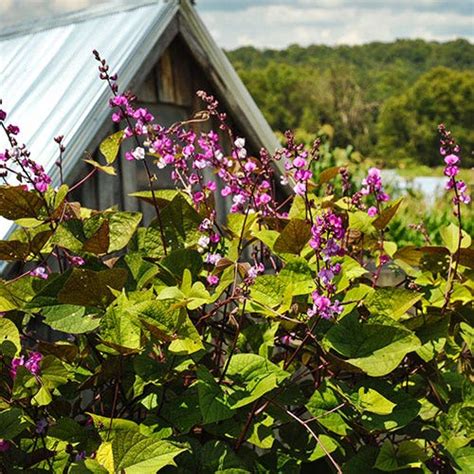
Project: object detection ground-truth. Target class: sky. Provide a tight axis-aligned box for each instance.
[0,0,472,49]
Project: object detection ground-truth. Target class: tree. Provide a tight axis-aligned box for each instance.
[377,67,474,166]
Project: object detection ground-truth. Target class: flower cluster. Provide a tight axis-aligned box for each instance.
[10,352,43,378]
[439,124,470,208]
[0,109,52,193]
[29,266,49,279]
[360,167,390,216]
[308,210,345,319]
[281,131,314,196]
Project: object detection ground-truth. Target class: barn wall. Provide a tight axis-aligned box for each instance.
[70,35,251,223]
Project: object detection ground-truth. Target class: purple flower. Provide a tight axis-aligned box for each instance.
[0,110,6,121]
[29,266,49,280]
[10,352,43,378]
[25,352,43,375]
[0,440,10,452]
[294,182,306,196]
[110,95,128,107]
[367,206,378,217]
[205,253,222,265]
[444,154,459,165]
[69,256,85,266]
[444,165,459,177]
[308,291,343,320]
[36,419,48,434]
[75,451,87,462]
[207,275,219,286]
[293,156,307,168]
[7,124,20,135]
[248,263,265,280]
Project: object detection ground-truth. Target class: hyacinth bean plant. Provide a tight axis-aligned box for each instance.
[0,51,472,473]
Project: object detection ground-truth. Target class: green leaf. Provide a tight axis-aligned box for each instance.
[160,249,203,280]
[196,367,234,424]
[349,211,376,234]
[278,257,315,296]
[250,275,287,309]
[415,316,449,362]
[99,130,124,164]
[440,223,472,254]
[136,300,203,355]
[374,440,427,471]
[318,166,341,184]
[226,354,289,408]
[200,440,250,473]
[306,383,349,435]
[52,220,85,252]
[122,253,159,290]
[365,288,422,320]
[0,239,30,260]
[353,381,420,432]
[89,414,139,440]
[273,219,312,255]
[84,158,117,175]
[107,212,142,253]
[324,314,421,376]
[0,408,30,439]
[227,212,258,240]
[0,317,20,356]
[99,301,142,353]
[96,431,187,474]
[373,198,402,230]
[58,268,128,308]
[129,190,187,208]
[0,186,43,220]
[83,220,110,254]
[357,387,396,415]
[139,194,202,257]
[308,434,339,462]
[42,305,100,334]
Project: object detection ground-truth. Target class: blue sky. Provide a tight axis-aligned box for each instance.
[196,0,474,49]
[1,1,472,49]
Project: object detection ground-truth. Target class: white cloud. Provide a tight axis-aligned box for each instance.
[197,1,473,49]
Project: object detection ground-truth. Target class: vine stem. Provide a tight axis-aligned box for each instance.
[442,179,464,314]
[271,401,342,474]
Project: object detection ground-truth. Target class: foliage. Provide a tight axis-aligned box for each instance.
[0,53,472,473]
[227,39,474,165]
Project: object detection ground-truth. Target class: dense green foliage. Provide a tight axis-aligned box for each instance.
[0,51,472,472]
[227,39,474,166]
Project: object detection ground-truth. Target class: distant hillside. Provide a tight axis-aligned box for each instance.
[227,39,474,166]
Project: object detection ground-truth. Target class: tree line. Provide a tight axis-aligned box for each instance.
[227,39,474,167]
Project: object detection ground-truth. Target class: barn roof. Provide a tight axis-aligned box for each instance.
[0,0,280,239]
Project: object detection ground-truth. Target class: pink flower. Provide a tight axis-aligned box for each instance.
[193,191,205,204]
[244,161,257,172]
[29,266,49,279]
[444,165,459,177]
[10,352,43,378]
[367,206,378,217]
[7,125,19,135]
[444,154,459,165]
[294,182,306,196]
[0,440,10,452]
[293,156,307,168]
[207,275,219,286]
[110,95,128,107]
[69,256,85,266]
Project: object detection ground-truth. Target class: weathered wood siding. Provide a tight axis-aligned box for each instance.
[70,35,249,222]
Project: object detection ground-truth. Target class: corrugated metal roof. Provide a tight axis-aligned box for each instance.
[0,0,281,241]
[0,1,179,238]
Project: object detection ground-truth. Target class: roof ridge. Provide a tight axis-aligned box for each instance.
[0,0,178,40]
